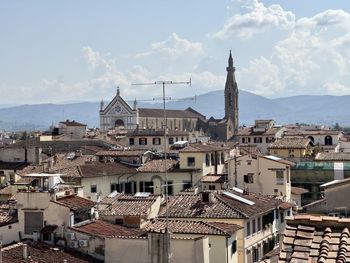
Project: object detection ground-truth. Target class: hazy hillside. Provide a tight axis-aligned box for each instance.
[0,90,348,131]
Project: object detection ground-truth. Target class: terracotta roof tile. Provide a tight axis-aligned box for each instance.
[315,152,350,161]
[160,191,282,219]
[79,162,136,177]
[137,159,178,173]
[144,219,242,236]
[70,219,145,238]
[95,150,146,157]
[1,242,99,263]
[138,108,202,119]
[279,216,350,262]
[268,137,311,149]
[54,195,95,211]
[180,143,229,153]
[99,195,158,217]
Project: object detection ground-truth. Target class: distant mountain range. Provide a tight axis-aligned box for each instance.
[0,90,348,131]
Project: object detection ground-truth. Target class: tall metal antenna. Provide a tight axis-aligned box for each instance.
[132,80,191,263]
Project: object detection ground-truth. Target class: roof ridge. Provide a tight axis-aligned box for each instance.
[215,193,248,218]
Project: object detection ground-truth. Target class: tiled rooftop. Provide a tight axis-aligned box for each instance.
[138,108,202,119]
[237,127,280,136]
[279,215,350,263]
[145,219,242,236]
[137,159,179,173]
[95,150,146,157]
[1,242,100,263]
[79,162,136,177]
[160,190,284,219]
[268,137,311,149]
[200,175,226,183]
[71,219,145,238]
[316,152,350,161]
[180,143,229,153]
[99,195,158,217]
[54,195,96,211]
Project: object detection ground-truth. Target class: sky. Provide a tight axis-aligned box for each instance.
[1,0,350,104]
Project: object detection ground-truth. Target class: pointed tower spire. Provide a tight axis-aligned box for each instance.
[228,50,233,68]
[224,50,239,140]
[133,98,138,110]
[100,99,104,111]
[117,86,120,96]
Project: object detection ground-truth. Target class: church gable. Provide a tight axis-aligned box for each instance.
[101,92,135,116]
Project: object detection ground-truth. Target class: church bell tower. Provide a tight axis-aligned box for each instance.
[224,50,239,136]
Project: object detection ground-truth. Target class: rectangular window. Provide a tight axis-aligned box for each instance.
[182,181,192,190]
[246,221,251,237]
[231,240,237,254]
[248,137,251,143]
[163,181,173,196]
[153,138,161,145]
[139,138,147,145]
[91,184,97,193]
[129,138,134,145]
[244,174,254,184]
[257,217,261,232]
[253,246,259,262]
[205,154,210,166]
[24,212,43,235]
[209,185,216,190]
[140,181,154,194]
[168,137,174,145]
[187,157,195,167]
[252,219,256,234]
[276,170,284,185]
[110,183,118,193]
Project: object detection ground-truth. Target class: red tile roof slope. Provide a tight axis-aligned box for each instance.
[137,159,179,173]
[160,191,283,219]
[2,242,100,263]
[99,195,157,217]
[279,216,350,262]
[79,162,136,177]
[145,219,242,236]
[71,219,145,238]
[55,195,95,211]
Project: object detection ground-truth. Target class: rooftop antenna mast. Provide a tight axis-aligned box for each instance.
[132,80,191,263]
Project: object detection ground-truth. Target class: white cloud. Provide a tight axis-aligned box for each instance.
[238,56,283,96]
[136,33,205,58]
[324,82,350,95]
[213,0,295,39]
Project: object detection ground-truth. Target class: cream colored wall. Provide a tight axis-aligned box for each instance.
[0,147,38,163]
[179,151,227,175]
[228,155,291,201]
[105,236,209,263]
[171,237,209,263]
[16,192,71,239]
[326,184,350,211]
[0,222,21,245]
[82,173,136,200]
[105,237,149,263]
[174,233,229,263]
[269,148,305,158]
[82,171,202,200]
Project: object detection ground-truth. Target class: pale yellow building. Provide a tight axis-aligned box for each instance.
[268,137,313,160]
[227,154,294,201]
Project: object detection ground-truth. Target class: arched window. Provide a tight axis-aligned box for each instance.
[307,136,315,144]
[325,136,333,146]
